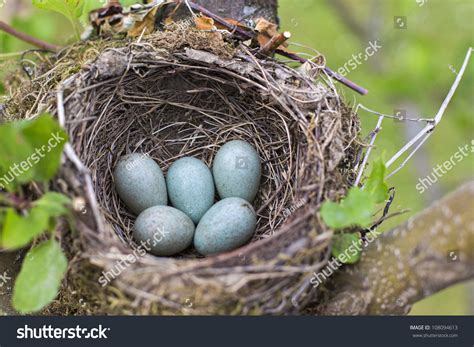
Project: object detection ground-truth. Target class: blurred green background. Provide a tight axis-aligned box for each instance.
[280,0,474,316]
[1,0,473,315]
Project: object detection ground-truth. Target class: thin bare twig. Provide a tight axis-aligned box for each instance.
[354,113,383,186]
[0,21,59,52]
[386,132,432,179]
[356,103,432,123]
[277,49,368,95]
[57,85,105,234]
[385,47,473,174]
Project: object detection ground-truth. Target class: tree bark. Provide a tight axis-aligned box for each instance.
[195,0,278,24]
[315,181,474,315]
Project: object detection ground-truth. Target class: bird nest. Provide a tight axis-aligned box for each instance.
[4,27,360,315]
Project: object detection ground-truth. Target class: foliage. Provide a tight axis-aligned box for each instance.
[321,158,388,263]
[321,158,388,229]
[32,0,84,24]
[30,0,140,37]
[278,0,473,313]
[331,233,361,264]
[0,114,68,191]
[12,239,68,314]
[0,0,471,316]
[0,115,70,313]
[321,188,376,229]
[2,193,70,249]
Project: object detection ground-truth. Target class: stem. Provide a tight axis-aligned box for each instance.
[0,21,59,52]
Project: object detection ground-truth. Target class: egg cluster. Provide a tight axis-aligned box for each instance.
[113,140,262,256]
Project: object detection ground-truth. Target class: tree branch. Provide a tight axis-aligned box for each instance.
[316,181,474,315]
[325,0,368,40]
[0,21,59,52]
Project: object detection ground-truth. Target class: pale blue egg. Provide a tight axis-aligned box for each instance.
[114,153,167,215]
[213,140,261,202]
[194,198,256,255]
[167,157,215,223]
[134,206,195,256]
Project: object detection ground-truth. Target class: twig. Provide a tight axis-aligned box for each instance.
[0,21,59,52]
[385,132,432,179]
[183,0,198,19]
[356,103,432,123]
[354,114,383,186]
[276,50,368,95]
[57,85,105,234]
[260,31,291,55]
[360,187,395,240]
[186,1,368,95]
[385,47,473,173]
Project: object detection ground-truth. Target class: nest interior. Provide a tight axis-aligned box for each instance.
[3,27,360,315]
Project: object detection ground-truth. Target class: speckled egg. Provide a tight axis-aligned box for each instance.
[194,198,257,255]
[166,157,215,224]
[134,206,195,256]
[212,140,261,202]
[114,153,167,215]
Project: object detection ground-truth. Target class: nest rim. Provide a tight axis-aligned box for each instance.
[4,27,361,314]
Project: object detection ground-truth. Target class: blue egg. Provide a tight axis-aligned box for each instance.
[166,157,215,224]
[194,198,256,255]
[134,206,195,256]
[212,140,261,202]
[114,153,167,215]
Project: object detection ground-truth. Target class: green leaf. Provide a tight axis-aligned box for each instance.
[321,188,375,229]
[0,114,68,190]
[1,193,70,249]
[1,208,50,250]
[364,158,389,203]
[0,123,36,190]
[12,239,68,313]
[33,192,71,219]
[20,114,68,182]
[320,157,389,231]
[331,233,361,264]
[32,0,84,22]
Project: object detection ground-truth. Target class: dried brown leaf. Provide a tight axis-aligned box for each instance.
[194,15,216,31]
[254,17,290,52]
[128,7,158,37]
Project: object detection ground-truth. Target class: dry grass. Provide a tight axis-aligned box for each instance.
[4,25,361,315]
